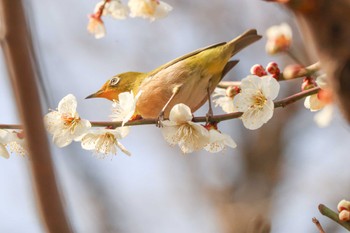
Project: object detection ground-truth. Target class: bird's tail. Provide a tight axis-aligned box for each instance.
[227,29,262,57]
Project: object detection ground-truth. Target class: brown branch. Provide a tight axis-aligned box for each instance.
[312,217,326,233]
[319,204,350,231]
[0,87,320,130]
[0,1,72,233]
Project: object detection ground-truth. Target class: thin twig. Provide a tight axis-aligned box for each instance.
[0,86,320,129]
[285,49,304,65]
[217,81,241,88]
[319,204,350,231]
[312,217,326,233]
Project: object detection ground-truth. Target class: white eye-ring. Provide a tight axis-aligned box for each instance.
[110,77,120,86]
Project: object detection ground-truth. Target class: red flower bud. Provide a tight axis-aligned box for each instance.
[226,86,241,98]
[250,64,267,77]
[301,77,316,91]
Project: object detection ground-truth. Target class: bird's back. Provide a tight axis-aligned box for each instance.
[135,29,261,119]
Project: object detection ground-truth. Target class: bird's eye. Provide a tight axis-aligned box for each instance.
[110,77,120,86]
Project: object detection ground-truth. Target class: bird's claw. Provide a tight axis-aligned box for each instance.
[206,110,213,124]
[156,111,165,128]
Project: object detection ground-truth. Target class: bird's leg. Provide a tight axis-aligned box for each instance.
[206,80,214,124]
[157,85,181,127]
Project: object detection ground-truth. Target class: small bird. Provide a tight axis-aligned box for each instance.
[86,29,261,120]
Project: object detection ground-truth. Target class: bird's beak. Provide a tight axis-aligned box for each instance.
[85,90,104,99]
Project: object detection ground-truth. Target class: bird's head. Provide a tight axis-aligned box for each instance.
[86,72,144,101]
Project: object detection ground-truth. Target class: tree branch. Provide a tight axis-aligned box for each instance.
[0,1,72,233]
[0,86,320,130]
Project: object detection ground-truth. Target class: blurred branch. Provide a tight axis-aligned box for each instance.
[0,87,320,129]
[319,204,350,231]
[0,1,72,233]
[265,0,350,122]
[312,217,326,233]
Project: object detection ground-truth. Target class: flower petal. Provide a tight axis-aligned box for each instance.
[177,123,210,153]
[204,129,236,153]
[240,75,261,91]
[169,103,193,123]
[58,94,77,115]
[260,76,280,100]
[241,100,274,130]
[0,145,9,159]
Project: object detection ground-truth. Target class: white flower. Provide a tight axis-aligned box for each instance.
[128,0,172,21]
[304,94,326,112]
[233,75,280,130]
[87,15,106,39]
[110,91,142,126]
[44,94,91,148]
[95,0,129,19]
[81,128,130,157]
[204,129,237,153]
[0,129,27,158]
[161,104,210,153]
[266,23,292,54]
[213,88,235,113]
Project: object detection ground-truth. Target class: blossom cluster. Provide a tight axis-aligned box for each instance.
[338,200,350,221]
[88,0,172,38]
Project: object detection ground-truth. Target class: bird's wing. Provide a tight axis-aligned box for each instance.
[148,42,226,76]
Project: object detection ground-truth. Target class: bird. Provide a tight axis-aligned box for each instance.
[86,29,261,120]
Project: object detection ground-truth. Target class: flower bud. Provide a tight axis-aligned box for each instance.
[283,64,305,80]
[338,200,350,212]
[339,210,350,221]
[226,86,241,98]
[301,77,316,91]
[266,62,280,79]
[250,64,267,77]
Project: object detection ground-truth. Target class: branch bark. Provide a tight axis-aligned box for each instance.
[0,1,72,233]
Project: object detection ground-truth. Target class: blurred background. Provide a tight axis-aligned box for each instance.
[1,0,350,232]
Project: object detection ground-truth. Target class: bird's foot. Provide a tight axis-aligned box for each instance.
[156,111,165,128]
[206,109,214,124]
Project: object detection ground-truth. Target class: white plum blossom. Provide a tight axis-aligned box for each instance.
[128,0,172,21]
[213,88,235,113]
[204,128,237,153]
[81,127,130,157]
[44,94,91,148]
[0,129,27,158]
[304,74,334,127]
[161,104,210,153]
[110,91,142,126]
[87,15,106,39]
[233,75,280,130]
[94,0,129,19]
[266,23,292,54]
[304,94,326,112]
